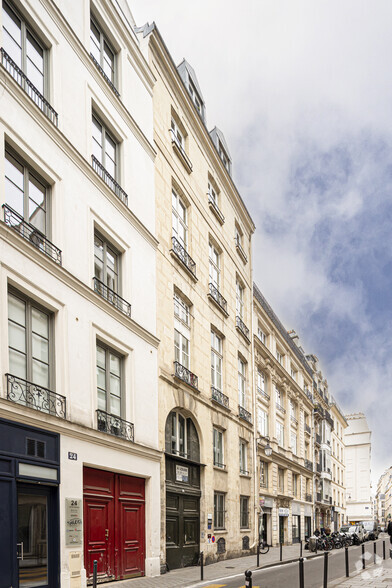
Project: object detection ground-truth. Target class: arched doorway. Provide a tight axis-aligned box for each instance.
[165,410,200,569]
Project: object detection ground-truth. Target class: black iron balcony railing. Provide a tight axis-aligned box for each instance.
[257,387,270,401]
[96,409,134,442]
[3,204,62,265]
[236,315,250,342]
[291,415,298,425]
[208,193,225,224]
[316,492,322,502]
[305,493,312,502]
[171,236,197,279]
[315,433,321,445]
[325,411,334,429]
[173,361,198,390]
[276,402,286,414]
[208,283,228,315]
[169,128,193,172]
[304,423,311,434]
[304,459,313,471]
[93,277,131,317]
[90,53,120,97]
[91,155,128,206]
[6,373,66,419]
[213,461,226,469]
[314,404,324,418]
[235,235,248,263]
[240,468,250,476]
[238,405,252,424]
[1,48,58,126]
[211,387,229,409]
[304,388,314,403]
[316,463,322,473]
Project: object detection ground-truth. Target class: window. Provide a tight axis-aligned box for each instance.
[5,149,48,236]
[209,242,220,290]
[96,342,122,416]
[165,411,200,461]
[174,293,190,369]
[171,117,185,150]
[278,468,285,493]
[290,431,297,455]
[260,461,268,488]
[169,411,186,457]
[172,188,188,250]
[240,496,249,528]
[2,1,45,94]
[257,370,265,395]
[290,364,297,380]
[213,428,224,468]
[219,141,230,171]
[8,290,52,388]
[94,232,119,293]
[211,331,222,391]
[293,474,298,497]
[208,181,218,206]
[188,80,202,114]
[275,386,283,409]
[257,407,268,437]
[258,325,267,344]
[290,399,296,421]
[236,280,244,319]
[239,440,248,474]
[276,349,283,365]
[90,17,115,84]
[238,357,246,408]
[92,115,117,178]
[214,492,225,530]
[276,421,284,447]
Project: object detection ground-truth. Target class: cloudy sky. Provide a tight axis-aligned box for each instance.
[131,0,392,487]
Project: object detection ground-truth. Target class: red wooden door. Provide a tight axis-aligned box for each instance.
[117,474,145,578]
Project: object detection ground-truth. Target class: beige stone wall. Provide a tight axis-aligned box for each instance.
[331,405,348,528]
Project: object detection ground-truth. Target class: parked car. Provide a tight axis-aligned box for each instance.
[362,521,379,540]
[340,524,366,543]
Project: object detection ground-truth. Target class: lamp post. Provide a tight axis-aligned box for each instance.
[257,435,272,457]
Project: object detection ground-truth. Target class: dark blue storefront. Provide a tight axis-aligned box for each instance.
[0,417,60,588]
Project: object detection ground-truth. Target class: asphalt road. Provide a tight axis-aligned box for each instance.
[200,537,386,588]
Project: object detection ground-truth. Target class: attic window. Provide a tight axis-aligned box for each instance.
[188,81,201,114]
[218,142,229,170]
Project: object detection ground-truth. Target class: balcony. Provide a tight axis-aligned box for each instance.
[208,194,225,224]
[93,277,131,317]
[304,388,314,404]
[235,235,248,263]
[1,48,58,126]
[305,493,312,502]
[315,433,321,445]
[211,387,229,409]
[257,387,270,402]
[91,155,128,206]
[325,411,334,429]
[304,459,313,471]
[236,316,250,343]
[3,204,62,265]
[208,283,228,316]
[96,409,134,442]
[90,53,120,97]
[276,403,286,415]
[169,128,193,173]
[170,236,197,280]
[173,361,198,390]
[304,423,311,435]
[6,373,66,419]
[314,404,324,418]
[316,492,322,503]
[238,405,252,424]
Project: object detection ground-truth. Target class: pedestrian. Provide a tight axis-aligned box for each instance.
[314,528,320,537]
[387,519,392,544]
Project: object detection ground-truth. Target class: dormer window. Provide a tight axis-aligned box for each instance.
[188,80,201,114]
[219,142,229,170]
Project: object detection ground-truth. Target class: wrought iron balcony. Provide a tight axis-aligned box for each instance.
[208,283,228,315]
[6,373,66,419]
[90,53,120,97]
[91,155,128,206]
[211,387,229,409]
[305,493,312,502]
[304,423,311,434]
[325,411,334,429]
[291,415,298,426]
[93,277,131,317]
[304,459,313,471]
[276,402,286,414]
[236,315,250,343]
[304,388,314,403]
[316,492,322,502]
[235,235,248,263]
[314,404,324,418]
[3,204,62,265]
[1,48,58,126]
[169,128,193,172]
[171,236,197,279]
[238,405,252,424]
[96,409,134,442]
[208,193,225,224]
[173,361,198,390]
[257,387,270,401]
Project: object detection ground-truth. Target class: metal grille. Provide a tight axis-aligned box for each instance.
[93,277,131,317]
[96,409,134,442]
[91,155,128,206]
[6,373,66,419]
[171,236,197,278]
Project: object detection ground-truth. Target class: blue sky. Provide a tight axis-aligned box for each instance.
[131,0,392,486]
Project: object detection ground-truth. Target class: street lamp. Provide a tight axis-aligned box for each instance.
[257,436,272,457]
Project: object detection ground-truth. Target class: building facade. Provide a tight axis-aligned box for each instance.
[330,398,347,529]
[344,413,373,523]
[0,1,161,586]
[376,467,392,529]
[136,23,256,569]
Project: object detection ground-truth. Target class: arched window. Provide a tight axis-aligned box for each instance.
[165,410,200,462]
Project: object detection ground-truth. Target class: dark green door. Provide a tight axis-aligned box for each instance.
[166,492,199,569]
[279,516,285,544]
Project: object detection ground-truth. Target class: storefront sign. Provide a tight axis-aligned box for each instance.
[176,465,189,482]
[65,498,82,546]
[279,508,289,517]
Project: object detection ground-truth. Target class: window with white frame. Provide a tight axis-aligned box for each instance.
[219,141,229,171]
[188,80,202,113]
[275,386,283,409]
[236,280,244,319]
[276,421,284,447]
[290,399,296,421]
[90,17,116,85]
[292,473,299,497]
[174,293,190,369]
[257,370,265,395]
[258,325,267,344]
[92,114,117,178]
[260,460,268,488]
[239,440,248,474]
[278,468,285,492]
[257,407,269,437]
[290,431,297,455]
[169,411,187,457]
[211,330,222,391]
[238,357,246,408]
[96,342,122,417]
[171,117,185,150]
[276,348,283,365]
[213,427,224,468]
[208,180,218,206]
[291,364,297,380]
[94,232,119,293]
[209,242,220,290]
[172,188,188,250]
[214,492,225,529]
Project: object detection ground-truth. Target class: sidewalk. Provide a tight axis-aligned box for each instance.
[331,557,392,587]
[105,542,321,588]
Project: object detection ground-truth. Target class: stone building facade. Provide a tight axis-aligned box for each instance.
[330,398,348,529]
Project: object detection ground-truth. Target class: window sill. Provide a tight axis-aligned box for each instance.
[214,528,227,534]
[213,465,228,473]
[240,473,252,479]
[208,198,225,225]
[171,139,193,173]
[240,528,251,532]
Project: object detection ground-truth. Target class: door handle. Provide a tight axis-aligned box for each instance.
[17,542,24,560]
[105,529,109,540]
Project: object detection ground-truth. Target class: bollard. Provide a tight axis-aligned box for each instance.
[257,540,260,567]
[362,543,365,569]
[299,556,304,588]
[245,569,253,588]
[345,546,349,577]
[300,539,303,558]
[93,560,98,588]
[383,540,386,560]
[280,541,283,562]
[323,552,328,588]
[200,551,204,581]
[374,541,377,564]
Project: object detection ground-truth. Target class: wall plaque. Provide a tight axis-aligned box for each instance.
[176,464,189,482]
[65,498,82,546]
